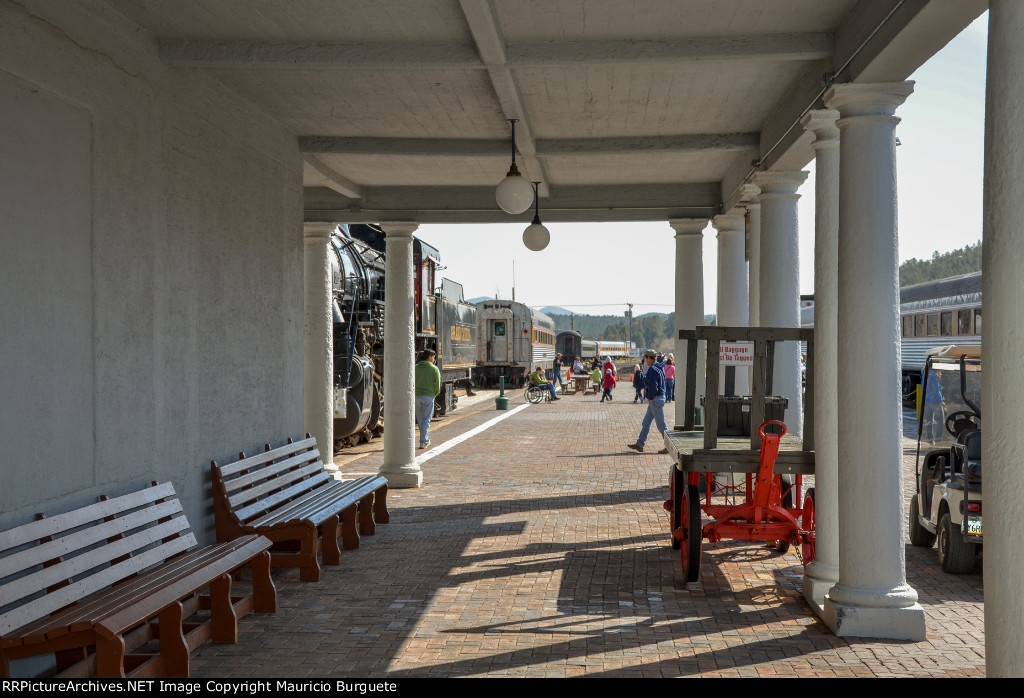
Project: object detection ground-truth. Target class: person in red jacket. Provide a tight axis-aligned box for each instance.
[600,356,617,402]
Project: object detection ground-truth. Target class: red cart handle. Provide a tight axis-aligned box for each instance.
[758,419,787,438]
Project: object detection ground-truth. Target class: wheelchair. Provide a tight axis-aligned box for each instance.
[525,383,555,403]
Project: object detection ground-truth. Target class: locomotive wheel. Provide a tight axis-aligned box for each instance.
[801,488,816,564]
[680,484,701,583]
[668,468,682,550]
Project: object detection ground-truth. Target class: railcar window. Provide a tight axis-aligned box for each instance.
[494,322,505,336]
[915,315,926,337]
[974,309,982,335]
[958,310,972,335]
[926,313,939,337]
[902,316,914,338]
[940,312,952,336]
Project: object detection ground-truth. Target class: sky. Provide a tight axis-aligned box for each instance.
[415,13,989,318]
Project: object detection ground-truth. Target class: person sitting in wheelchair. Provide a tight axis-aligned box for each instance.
[530,366,560,401]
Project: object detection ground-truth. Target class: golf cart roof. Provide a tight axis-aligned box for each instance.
[925,345,982,360]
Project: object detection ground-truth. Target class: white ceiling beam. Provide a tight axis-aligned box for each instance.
[158,35,834,70]
[459,0,547,195]
[299,133,759,156]
[303,155,362,199]
[305,183,719,216]
[508,34,834,66]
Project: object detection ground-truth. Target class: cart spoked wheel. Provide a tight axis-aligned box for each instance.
[680,483,701,583]
[668,470,682,550]
[801,488,816,564]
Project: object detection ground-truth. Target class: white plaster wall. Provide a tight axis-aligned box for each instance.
[0,1,304,543]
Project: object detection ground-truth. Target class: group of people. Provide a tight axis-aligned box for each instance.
[631,353,675,403]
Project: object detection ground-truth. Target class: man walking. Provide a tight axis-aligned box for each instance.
[415,349,441,449]
[553,352,564,386]
[627,349,669,454]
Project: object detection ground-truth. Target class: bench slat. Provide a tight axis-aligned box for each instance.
[96,536,272,639]
[259,478,384,530]
[214,437,317,479]
[216,450,322,496]
[225,460,326,511]
[0,483,176,555]
[231,471,332,524]
[0,500,183,581]
[244,478,358,529]
[0,533,196,637]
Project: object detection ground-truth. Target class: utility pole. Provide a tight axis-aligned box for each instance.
[626,303,634,351]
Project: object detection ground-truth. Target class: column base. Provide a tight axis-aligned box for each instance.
[822,596,926,640]
[380,468,423,489]
[802,574,837,618]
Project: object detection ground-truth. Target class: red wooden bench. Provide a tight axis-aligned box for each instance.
[211,434,389,582]
[0,482,276,678]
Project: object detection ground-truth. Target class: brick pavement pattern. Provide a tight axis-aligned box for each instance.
[191,391,984,678]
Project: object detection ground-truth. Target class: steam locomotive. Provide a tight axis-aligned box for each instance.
[329,225,477,449]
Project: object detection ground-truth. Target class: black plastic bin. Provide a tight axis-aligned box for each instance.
[700,395,789,436]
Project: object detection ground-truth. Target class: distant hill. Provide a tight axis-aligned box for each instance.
[539,306,573,316]
[899,241,981,286]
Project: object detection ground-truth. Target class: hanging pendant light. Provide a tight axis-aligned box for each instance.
[522,182,550,251]
[495,119,534,215]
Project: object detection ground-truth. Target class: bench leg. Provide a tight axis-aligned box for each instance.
[374,485,390,524]
[158,601,190,678]
[95,633,127,678]
[55,647,88,673]
[299,531,322,582]
[340,505,360,550]
[1,649,10,678]
[358,494,376,536]
[321,513,341,565]
[210,574,239,643]
[252,550,277,614]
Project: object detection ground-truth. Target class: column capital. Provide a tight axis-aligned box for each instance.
[738,183,761,209]
[303,222,337,241]
[752,170,808,197]
[801,109,840,146]
[669,218,708,236]
[824,82,914,118]
[712,210,745,235]
[379,221,420,238]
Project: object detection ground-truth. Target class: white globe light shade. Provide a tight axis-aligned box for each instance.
[496,173,534,215]
[522,222,550,251]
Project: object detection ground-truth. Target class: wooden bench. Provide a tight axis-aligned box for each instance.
[211,435,389,582]
[0,482,276,679]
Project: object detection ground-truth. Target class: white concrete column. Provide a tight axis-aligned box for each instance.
[713,211,749,396]
[739,184,761,327]
[378,221,422,488]
[823,81,923,640]
[752,170,807,436]
[800,109,840,613]
[670,218,708,428]
[983,0,1024,676]
[304,222,336,462]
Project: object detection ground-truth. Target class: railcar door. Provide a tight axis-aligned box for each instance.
[488,320,508,362]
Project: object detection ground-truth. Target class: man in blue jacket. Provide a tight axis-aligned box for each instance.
[627,349,669,454]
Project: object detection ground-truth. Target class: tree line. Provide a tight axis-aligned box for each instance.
[899,240,981,286]
[548,312,717,352]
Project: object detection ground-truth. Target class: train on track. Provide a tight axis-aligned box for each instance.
[801,271,982,396]
[329,225,477,449]
[473,300,557,388]
[555,331,637,364]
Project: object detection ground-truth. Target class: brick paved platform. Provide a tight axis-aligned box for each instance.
[192,390,984,678]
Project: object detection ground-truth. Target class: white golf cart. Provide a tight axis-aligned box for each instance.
[908,346,982,574]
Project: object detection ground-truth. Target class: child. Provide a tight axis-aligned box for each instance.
[632,364,645,403]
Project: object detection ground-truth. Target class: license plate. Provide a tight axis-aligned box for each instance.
[967,517,983,536]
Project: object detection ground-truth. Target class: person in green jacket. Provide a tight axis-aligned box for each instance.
[415,349,441,449]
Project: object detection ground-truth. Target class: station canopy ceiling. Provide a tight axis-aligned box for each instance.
[109,0,984,224]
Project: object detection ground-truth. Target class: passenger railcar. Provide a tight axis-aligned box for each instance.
[474,301,556,387]
[556,330,635,364]
[800,271,982,396]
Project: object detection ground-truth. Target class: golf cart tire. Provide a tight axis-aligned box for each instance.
[938,512,976,574]
[909,495,936,548]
